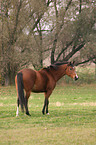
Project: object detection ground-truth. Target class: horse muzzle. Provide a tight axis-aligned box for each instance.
[75,75,78,81]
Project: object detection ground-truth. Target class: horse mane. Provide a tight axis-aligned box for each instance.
[43,61,73,71]
[52,61,68,66]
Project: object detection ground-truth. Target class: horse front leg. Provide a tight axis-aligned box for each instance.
[42,90,52,115]
[42,98,49,115]
[42,99,46,115]
[45,98,49,114]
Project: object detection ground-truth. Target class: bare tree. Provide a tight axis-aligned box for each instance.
[0,0,52,85]
[0,0,96,85]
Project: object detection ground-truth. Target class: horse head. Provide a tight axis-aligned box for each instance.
[66,61,78,81]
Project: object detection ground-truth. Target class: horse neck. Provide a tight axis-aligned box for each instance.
[50,64,67,82]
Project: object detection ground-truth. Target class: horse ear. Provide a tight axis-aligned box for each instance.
[68,61,75,66]
[71,61,75,66]
[68,62,71,66]
[72,61,75,64]
[50,64,58,70]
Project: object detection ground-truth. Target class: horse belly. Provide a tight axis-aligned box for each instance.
[32,83,46,93]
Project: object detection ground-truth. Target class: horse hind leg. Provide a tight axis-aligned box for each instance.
[25,91,31,116]
[16,98,19,117]
[15,77,19,117]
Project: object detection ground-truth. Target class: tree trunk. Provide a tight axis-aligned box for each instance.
[5,74,9,86]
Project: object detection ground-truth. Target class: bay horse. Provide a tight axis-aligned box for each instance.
[15,61,78,116]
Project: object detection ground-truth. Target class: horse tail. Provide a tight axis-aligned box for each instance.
[17,72,25,112]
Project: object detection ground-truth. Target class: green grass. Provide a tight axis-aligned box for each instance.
[0,84,96,145]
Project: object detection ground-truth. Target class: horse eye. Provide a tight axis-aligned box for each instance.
[70,68,72,70]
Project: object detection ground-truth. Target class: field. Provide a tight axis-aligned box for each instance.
[0,84,96,145]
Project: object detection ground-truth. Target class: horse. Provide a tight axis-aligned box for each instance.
[15,61,78,116]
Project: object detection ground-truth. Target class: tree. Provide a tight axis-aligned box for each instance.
[0,0,96,85]
[0,0,52,85]
[48,0,96,64]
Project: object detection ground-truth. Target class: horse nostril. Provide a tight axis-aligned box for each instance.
[75,76,78,81]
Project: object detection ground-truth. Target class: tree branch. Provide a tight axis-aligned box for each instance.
[28,0,52,35]
[56,40,74,61]
[79,0,82,14]
[51,0,73,64]
[63,42,85,61]
[75,56,96,66]
[10,0,22,45]
[65,0,72,11]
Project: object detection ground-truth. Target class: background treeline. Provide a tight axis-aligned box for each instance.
[0,0,96,85]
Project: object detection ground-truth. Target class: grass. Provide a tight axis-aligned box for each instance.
[0,84,96,145]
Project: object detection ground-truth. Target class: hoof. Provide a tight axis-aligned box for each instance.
[16,114,19,117]
[47,113,50,115]
[26,112,31,116]
[42,110,45,115]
